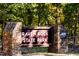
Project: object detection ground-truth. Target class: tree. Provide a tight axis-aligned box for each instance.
[63,4,79,44]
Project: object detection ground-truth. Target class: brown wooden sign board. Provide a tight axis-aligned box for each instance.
[22,27,50,47]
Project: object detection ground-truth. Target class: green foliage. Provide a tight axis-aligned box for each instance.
[0,3,64,26]
[63,4,79,34]
[0,3,79,37]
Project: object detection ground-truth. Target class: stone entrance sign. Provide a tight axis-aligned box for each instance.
[3,22,68,55]
[3,22,22,56]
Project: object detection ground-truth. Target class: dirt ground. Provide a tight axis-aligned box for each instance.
[22,52,79,56]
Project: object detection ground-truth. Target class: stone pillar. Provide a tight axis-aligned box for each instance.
[3,22,22,56]
[48,25,68,53]
[48,26,58,53]
[48,25,61,53]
